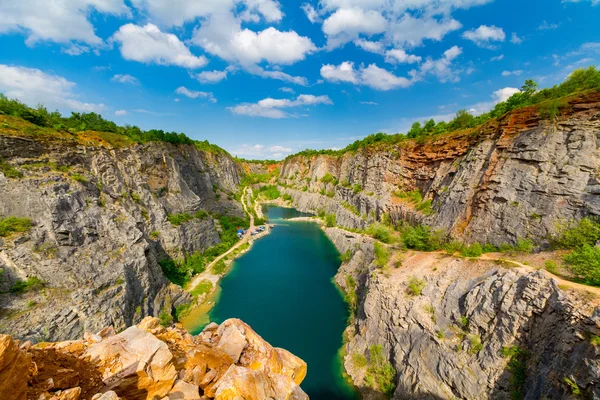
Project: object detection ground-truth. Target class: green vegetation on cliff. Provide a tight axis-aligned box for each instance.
[0,216,32,237]
[0,93,229,152]
[286,67,600,160]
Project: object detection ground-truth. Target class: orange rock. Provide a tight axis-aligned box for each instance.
[0,334,31,400]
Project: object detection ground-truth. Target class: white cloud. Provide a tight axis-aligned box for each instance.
[467,87,520,115]
[538,21,559,30]
[0,0,129,46]
[129,0,283,26]
[301,3,321,23]
[562,0,599,4]
[175,86,216,103]
[511,32,524,44]
[115,109,128,116]
[232,144,293,159]
[416,45,463,83]
[385,49,422,64]
[354,39,384,53]
[0,64,105,113]
[192,22,315,67]
[322,8,387,47]
[195,70,228,84]
[388,15,462,48]
[62,43,92,56]
[112,24,208,68]
[111,74,140,85]
[229,94,333,118]
[320,62,359,83]
[360,101,378,105]
[279,87,296,94]
[360,64,412,90]
[462,25,505,48]
[490,54,504,61]
[492,87,520,103]
[501,70,523,77]
[259,70,310,86]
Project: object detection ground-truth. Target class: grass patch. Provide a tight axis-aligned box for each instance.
[351,353,367,368]
[0,158,23,178]
[353,184,363,194]
[373,242,391,268]
[366,223,394,243]
[190,280,213,297]
[257,185,280,200]
[340,250,353,263]
[501,346,528,400]
[406,276,426,296]
[211,260,227,275]
[0,216,33,237]
[159,310,173,327]
[167,210,208,226]
[71,173,88,183]
[325,213,336,227]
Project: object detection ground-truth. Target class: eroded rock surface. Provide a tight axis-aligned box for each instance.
[0,317,307,400]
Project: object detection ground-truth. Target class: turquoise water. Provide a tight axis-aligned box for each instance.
[192,206,358,399]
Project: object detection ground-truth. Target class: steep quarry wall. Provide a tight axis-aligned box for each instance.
[281,92,600,246]
[0,135,245,341]
[323,228,600,399]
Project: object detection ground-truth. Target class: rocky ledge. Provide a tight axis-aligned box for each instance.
[0,317,308,400]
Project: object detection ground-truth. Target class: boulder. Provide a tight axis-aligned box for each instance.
[83,326,177,400]
[0,334,31,400]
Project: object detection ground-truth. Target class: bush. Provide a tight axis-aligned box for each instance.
[320,173,335,184]
[0,216,33,237]
[0,158,23,179]
[552,217,600,249]
[366,223,394,243]
[258,185,280,200]
[373,242,391,268]
[10,276,44,294]
[340,250,353,263]
[461,243,483,257]
[159,310,173,327]
[406,276,426,296]
[364,344,396,397]
[563,244,600,286]
[352,353,367,368]
[399,224,442,251]
[353,184,363,193]
[325,213,336,227]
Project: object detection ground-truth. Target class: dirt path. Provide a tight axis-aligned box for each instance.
[187,186,258,292]
[478,254,600,296]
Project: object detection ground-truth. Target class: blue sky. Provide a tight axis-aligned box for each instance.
[0,0,599,159]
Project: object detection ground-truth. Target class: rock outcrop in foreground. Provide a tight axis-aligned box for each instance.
[0,317,308,400]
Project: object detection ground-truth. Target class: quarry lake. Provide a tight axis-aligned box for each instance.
[188,205,358,399]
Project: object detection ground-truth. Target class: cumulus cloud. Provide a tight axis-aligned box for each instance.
[0,64,105,113]
[511,32,524,44]
[322,8,387,47]
[112,24,208,68]
[175,86,216,103]
[354,39,384,53]
[385,49,422,64]
[388,14,462,48]
[115,109,128,116]
[111,74,140,85]
[467,87,520,115]
[322,46,463,90]
[229,94,333,118]
[320,62,359,83]
[195,70,228,84]
[232,144,293,159]
[462,25,505,48]
[301,3,321,23]
[0,0,129,46]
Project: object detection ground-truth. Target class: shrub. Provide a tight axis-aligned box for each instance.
[460,243,483,257]
[0,158,23,179]
[71,173,88,183]
[352,353,367,368]
[10,276,44,294]
[373,242,390,268]
[353,184,363,193]
[406,276,425,296]
[563,244,600,286]
[469,335,483,354]
[364,344,396,397]
[258,185,280,200]
[563,377,581,396]
[0,216,33,237]
[159,310,173,327]
[150,231,160,239]
[501,346,527,400]
[366,223,394,243]
[168,213,194,226]
[552,217,600,249]
[399,224,442,251]
[282,193,292,202]
[325,213,336,227]
[341,202,360,216]
[320,173,335,183]
[340,250,353,263]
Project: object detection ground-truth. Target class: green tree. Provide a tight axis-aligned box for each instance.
[407,122,423,138]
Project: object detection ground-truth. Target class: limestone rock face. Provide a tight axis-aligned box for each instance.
[0,138,245,342]
[326,230,600,400]
[280,92,600,246]
[11,317,307,400]
[0,334,31,400]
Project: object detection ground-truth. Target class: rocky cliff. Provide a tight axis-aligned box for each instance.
[280,91,600,246]
[324,228,600,399]
[0,132,245,342]
[0,317,308,400]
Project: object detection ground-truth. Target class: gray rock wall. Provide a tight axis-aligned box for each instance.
[0,136,244,341]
